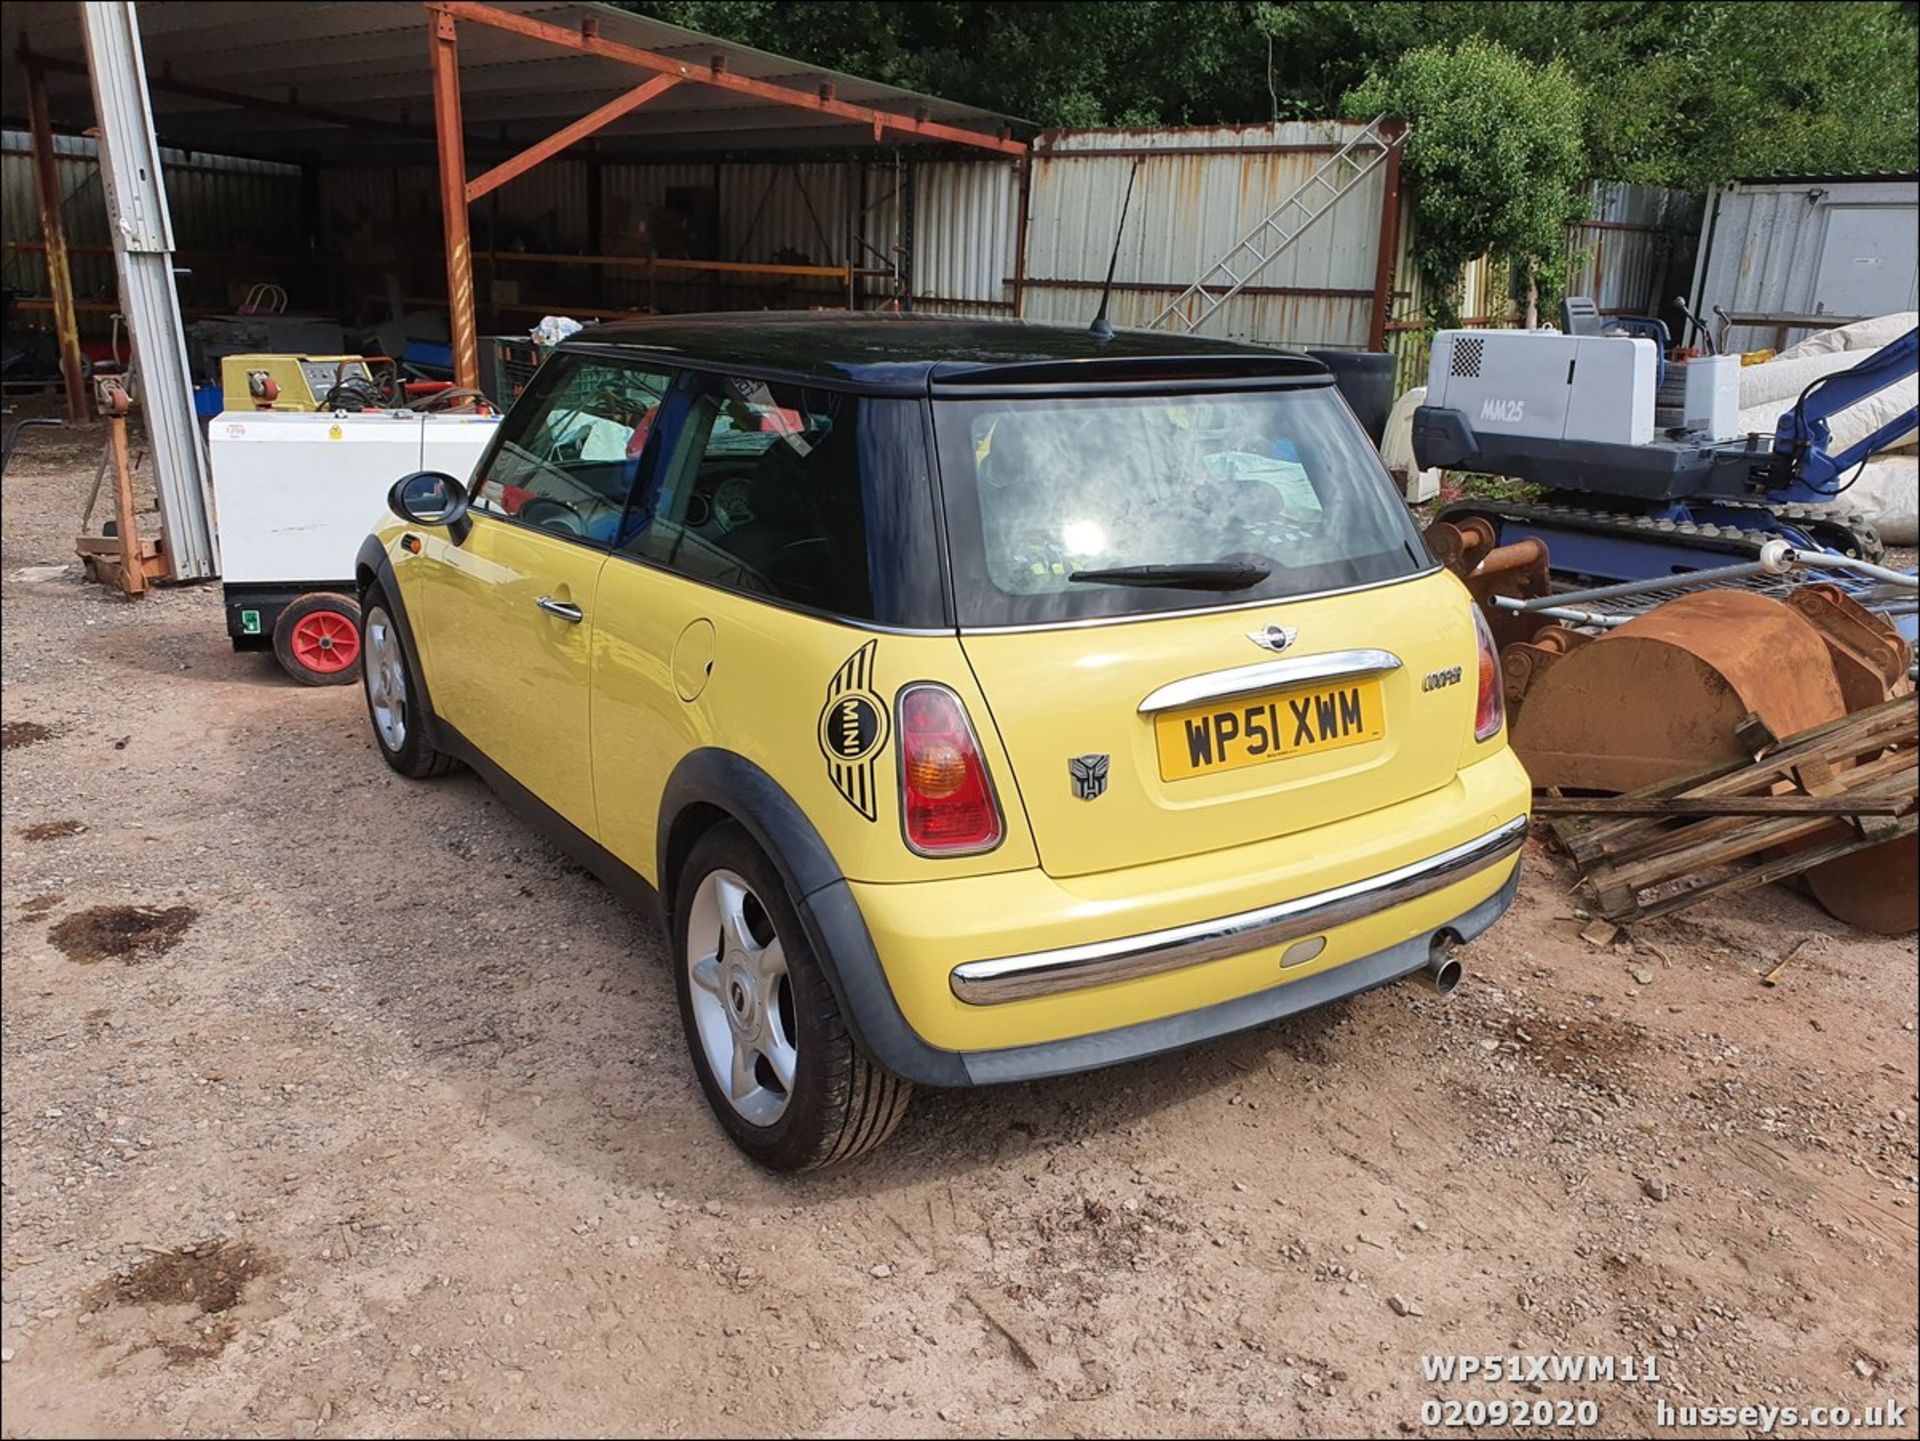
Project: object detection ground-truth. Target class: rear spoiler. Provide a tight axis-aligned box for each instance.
[928,353,1330,398]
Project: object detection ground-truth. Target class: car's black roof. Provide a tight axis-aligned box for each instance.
[560,310,1329,394]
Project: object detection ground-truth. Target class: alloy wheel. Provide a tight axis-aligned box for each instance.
[363,607,408,752]
[685,868,798,1126]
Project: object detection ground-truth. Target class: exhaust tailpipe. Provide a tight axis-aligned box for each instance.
[1425,935,1463,996]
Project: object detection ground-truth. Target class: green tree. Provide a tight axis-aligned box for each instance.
[623,1,1274,128]
[625,1,1917,187]
[1345,39,1589,324]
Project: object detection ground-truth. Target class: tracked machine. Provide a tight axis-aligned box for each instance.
[1412,300,1917,582]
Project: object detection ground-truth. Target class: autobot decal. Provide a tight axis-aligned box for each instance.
[1068,753,1110,801]
[818,640,890,821]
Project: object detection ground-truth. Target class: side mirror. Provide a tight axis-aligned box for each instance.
[388,470,471,544]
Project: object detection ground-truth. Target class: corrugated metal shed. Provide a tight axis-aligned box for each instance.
[316,155,890,317]
[3,128,303,323]
[1688,176,1919,353]
[0,1,1021,161]
[1017,122,1384,348]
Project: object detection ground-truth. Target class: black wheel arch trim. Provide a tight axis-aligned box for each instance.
[658,749,970,1087]
[354,534,446,752]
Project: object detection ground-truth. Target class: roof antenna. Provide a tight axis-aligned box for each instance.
[1089,160,1139,343]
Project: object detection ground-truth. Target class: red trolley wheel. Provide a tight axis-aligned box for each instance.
[273,593,364,686]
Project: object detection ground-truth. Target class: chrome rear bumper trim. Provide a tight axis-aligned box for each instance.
[949,815,1528,1005]
[1137,648,1403,714]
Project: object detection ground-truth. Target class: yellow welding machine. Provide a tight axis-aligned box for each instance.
[219,355,373,412]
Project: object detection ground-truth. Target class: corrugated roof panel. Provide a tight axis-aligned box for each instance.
[1,0,1023,161]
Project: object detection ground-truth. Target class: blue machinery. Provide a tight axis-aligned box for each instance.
[1414,323,1919,585]
[1763,327,1918,497]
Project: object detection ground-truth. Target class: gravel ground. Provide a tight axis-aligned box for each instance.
[3,406,1917,1438]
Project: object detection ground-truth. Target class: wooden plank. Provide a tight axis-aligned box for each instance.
[1619,698,1910,800]
[1616,814,1919,925]
[1537,794,1912,818]
[1792,757,1844,797]
[106,410,146,599]
[1592,769,1917,893]
[75,535,161,559]
[1569,750,1919,869]
[1559,704,1916,858]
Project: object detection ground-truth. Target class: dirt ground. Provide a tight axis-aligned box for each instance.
[3,407,1917,1439]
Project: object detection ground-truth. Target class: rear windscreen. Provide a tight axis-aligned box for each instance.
[930,384,1430,627]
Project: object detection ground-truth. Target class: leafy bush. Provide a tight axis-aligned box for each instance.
[1346,38,1588,326]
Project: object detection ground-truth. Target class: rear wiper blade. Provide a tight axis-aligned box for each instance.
[1068,562,1271,591]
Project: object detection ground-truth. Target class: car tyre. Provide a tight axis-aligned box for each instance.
[673,822,912,1171]
[360,583,453,779]
[273,592,363,686]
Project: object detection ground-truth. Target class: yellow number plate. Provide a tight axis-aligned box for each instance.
[1154,678,1386,781]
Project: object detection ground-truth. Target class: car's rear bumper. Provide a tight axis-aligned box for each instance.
[832,746,1530,1079]
[949,863,1517,1084]
[949,815,1526,1005]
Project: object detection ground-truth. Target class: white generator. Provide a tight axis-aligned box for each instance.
[1427,330,1658,445]
[209,409,500,683]
[1425,329,1743,445]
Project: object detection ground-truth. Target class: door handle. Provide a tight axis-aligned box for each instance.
[536,595,584,623]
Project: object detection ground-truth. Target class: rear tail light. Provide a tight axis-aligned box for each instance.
[897,683,1004,855]
[1471,605,1505,742]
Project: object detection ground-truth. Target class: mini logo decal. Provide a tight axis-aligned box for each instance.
[1068,753,1110,801]
[1248,624,1299,654]
[818,640,889,821]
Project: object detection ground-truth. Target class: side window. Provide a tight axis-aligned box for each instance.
[624,373,874,619]
[470,354,674,546]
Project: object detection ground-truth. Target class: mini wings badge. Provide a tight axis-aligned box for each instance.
[1068,753,1110,802]
[1248,624,1299,653]
[818,640,889,821]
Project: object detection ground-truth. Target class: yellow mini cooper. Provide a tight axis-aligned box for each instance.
[357,313,1530,1170]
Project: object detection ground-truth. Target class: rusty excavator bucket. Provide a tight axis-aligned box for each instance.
[1509,590,1856,792]
[1424,521,1918,935]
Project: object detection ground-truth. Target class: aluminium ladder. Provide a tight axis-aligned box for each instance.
[1151,114,1406,335]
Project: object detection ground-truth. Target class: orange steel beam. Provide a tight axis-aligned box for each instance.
[467,73,679,202]
[24,56,88,421]
[431,1,1024,157]
[429,9,480,393]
